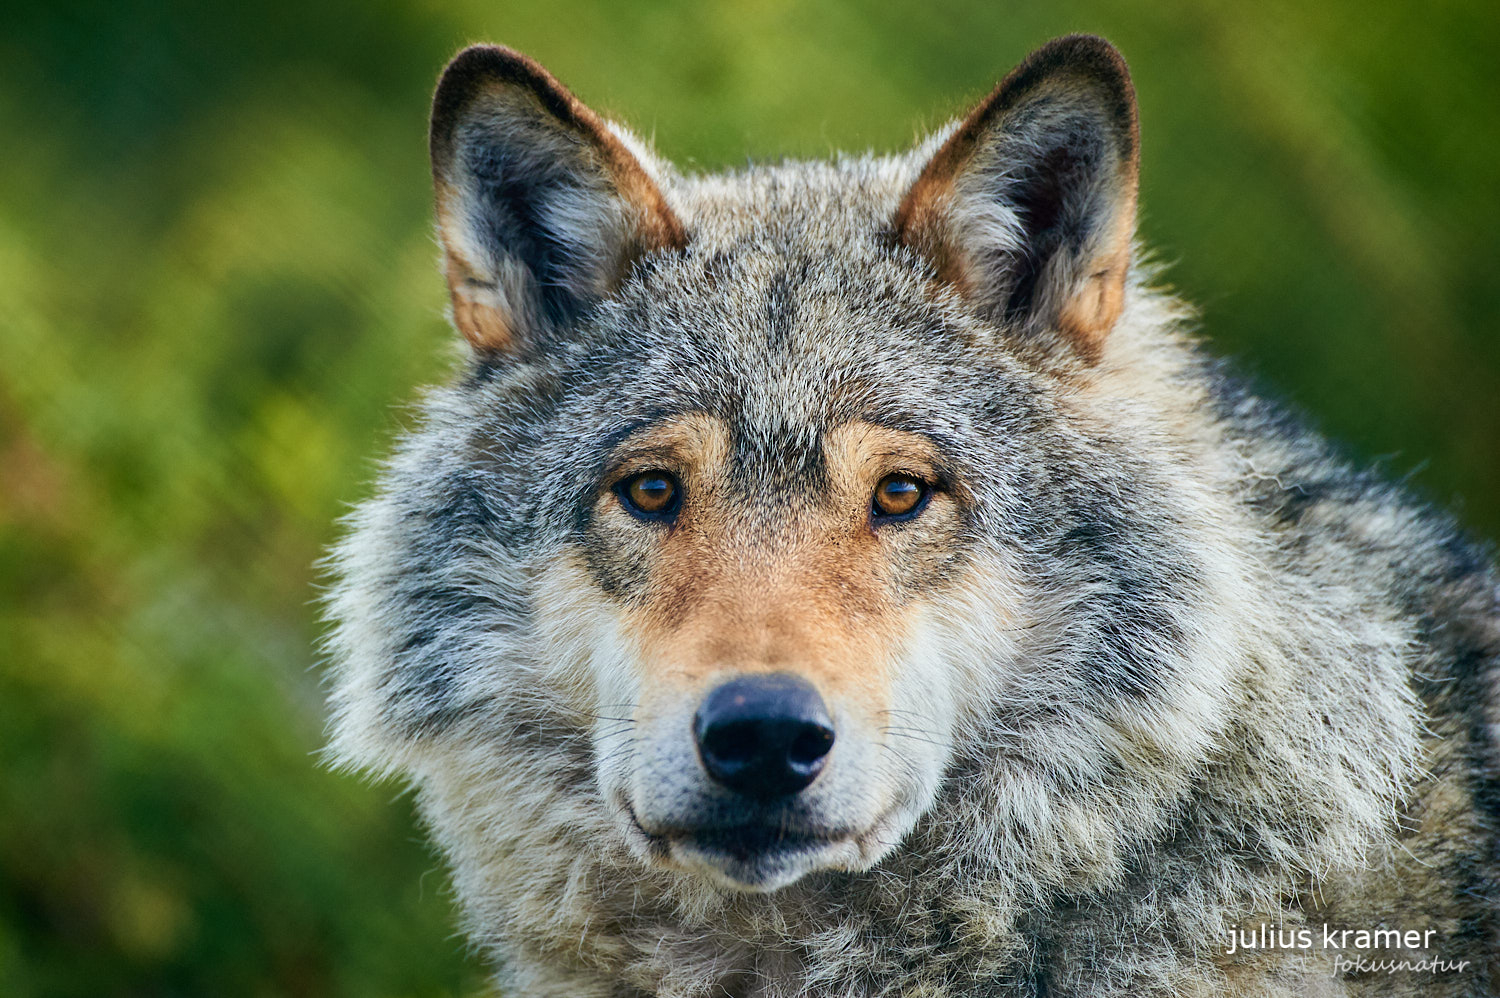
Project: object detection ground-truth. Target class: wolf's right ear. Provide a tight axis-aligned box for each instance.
[895,36,1139,362]
[430,46,686,355]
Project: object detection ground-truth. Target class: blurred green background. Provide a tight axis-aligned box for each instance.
[1,0,1495,994]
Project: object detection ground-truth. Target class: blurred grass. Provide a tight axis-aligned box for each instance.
[1,0,1496,994]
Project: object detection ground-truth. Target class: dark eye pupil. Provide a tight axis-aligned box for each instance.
[636,477,669,501]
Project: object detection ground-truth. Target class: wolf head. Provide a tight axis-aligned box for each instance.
[326,35,1364,922]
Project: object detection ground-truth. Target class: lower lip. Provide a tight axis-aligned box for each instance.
[673,827,844,862]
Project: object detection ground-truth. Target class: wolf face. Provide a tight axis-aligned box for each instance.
[325,34,1468,998]
[564,412,974,890]
[336,35,1168,889]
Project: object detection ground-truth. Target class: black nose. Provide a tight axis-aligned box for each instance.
[693,673,836,798]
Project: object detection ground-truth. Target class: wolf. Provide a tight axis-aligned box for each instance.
[323,34,1500,997]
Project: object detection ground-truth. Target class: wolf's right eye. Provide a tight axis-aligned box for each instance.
[617,470,682,522]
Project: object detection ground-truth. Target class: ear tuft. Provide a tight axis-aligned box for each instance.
[895,35,1139,361]
[430,45,686,355]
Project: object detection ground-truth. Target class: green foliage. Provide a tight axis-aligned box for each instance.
[0,0,1495,994]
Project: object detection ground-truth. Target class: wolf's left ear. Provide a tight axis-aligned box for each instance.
[430,46,686,355]
[895,35,1139,361]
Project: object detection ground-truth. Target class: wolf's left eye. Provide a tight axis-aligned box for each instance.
[872,474,930,522]
[617,470,682,522]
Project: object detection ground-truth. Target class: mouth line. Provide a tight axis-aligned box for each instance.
[622,802,671,859]
[669,824,850,861]
[622,804,852,858]
[618,796,911,890]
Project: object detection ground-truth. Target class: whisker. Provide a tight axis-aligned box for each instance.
[880,727,948,749]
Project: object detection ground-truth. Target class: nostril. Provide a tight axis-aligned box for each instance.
[693,673,836,799]
[701,720,759,766]
[788,724,834,768]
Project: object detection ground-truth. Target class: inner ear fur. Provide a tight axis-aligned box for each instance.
[430,45,686,354]
[895,35,1140,361]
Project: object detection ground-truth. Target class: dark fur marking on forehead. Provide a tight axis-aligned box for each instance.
[727,421,827,497]
[764,261,808,350]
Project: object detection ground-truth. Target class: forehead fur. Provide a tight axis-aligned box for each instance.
[554,156,1033,436]
[667,150,940,250]
[439,147,1093,555]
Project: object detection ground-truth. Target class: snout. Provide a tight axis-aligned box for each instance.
[693,673,835,798]
[619,668,910,890]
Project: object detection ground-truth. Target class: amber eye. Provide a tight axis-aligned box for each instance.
[872,473,930,522]
[617,470,681,521]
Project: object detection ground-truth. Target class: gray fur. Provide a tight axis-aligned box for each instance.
[324,35,1500,997]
